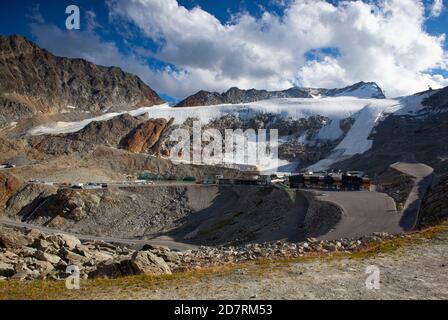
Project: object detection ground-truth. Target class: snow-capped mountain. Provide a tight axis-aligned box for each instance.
[27,95,396,173]
[27,81,445,174]
[328,81,385,99]
[175,82,385,107]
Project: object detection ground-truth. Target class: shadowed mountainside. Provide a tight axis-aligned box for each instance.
[0,35,164,126]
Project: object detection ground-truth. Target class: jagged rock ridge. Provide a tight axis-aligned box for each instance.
[175,82,385,107]
[0,35,164,125]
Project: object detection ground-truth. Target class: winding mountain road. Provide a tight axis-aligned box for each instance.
[391,161,434,230]
[317,161,434,240]
[316,190,401,240]
[0,161,434,247]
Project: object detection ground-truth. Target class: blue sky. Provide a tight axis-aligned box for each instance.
[0,0,447,100]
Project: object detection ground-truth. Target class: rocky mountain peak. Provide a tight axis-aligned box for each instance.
[0,35,164,126]
[0,34,38,52]
[333,81,385,99]
[175,82,386,107]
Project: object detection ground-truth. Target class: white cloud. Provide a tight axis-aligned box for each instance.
[104,0,447,98]
[430,0,444,17]
[30,0,448,99]
[30,23,190,98]
[85,10,103,31]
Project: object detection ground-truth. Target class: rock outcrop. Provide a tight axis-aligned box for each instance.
[31,115,172,156]
[121,118,171,154]
[0,173,24,215]
[422,86,448,111]
[0,35,164,126]
[420,172,448,227]
[69,114,144,147]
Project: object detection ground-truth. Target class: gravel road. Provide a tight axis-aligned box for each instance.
[0,218,197,251]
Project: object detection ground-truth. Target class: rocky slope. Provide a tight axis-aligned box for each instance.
[26,109,334,169]
[29,115,172,156]
[0,173,24,214]
[0,223,401,281]
[422,87,448,111]
[151,113,339,169]
[175,82,385,107]
[374,167,415,211]
[1,183,339,246]
[420,172,448,227]
[0,35,164,126]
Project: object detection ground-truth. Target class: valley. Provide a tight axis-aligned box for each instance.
[0,35,447,293]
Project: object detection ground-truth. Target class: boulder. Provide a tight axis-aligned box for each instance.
[130,251,171,275]
[34,251,61,265]
[90,250,114,262]
[46,233,81,250]
[73,244,92,258]
[0,227,33,249]
[89,259,135,279]
[18,247,37,258]
[26,229,46,240]
[88,260,123,278]
[11,270,40,281]
[91,240,118,251]
[33,260,55,276]
[142,244,171,252]
[161,251,181,264]
[0,261,15,277]
[60,247,87,265]
[33,238,51,251]
[0,250,18,263]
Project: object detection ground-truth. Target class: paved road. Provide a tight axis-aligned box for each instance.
[0,218,197,251]
[317,161,434,240]
[391,162,434,230]
[315,190,402,240]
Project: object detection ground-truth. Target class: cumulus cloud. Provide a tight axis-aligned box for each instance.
[103,0,447,98]
[430,0,444,17]
[30,23,190,99]
[29,0,448,99]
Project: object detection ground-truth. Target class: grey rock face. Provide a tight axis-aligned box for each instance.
[422,86,448,111]
[0,35,164,126]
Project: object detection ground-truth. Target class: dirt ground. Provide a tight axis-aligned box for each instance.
[101,231,448,300]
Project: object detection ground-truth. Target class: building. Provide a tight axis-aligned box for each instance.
[289,172,370,191]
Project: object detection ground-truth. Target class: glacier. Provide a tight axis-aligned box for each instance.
[29,96,408,173]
